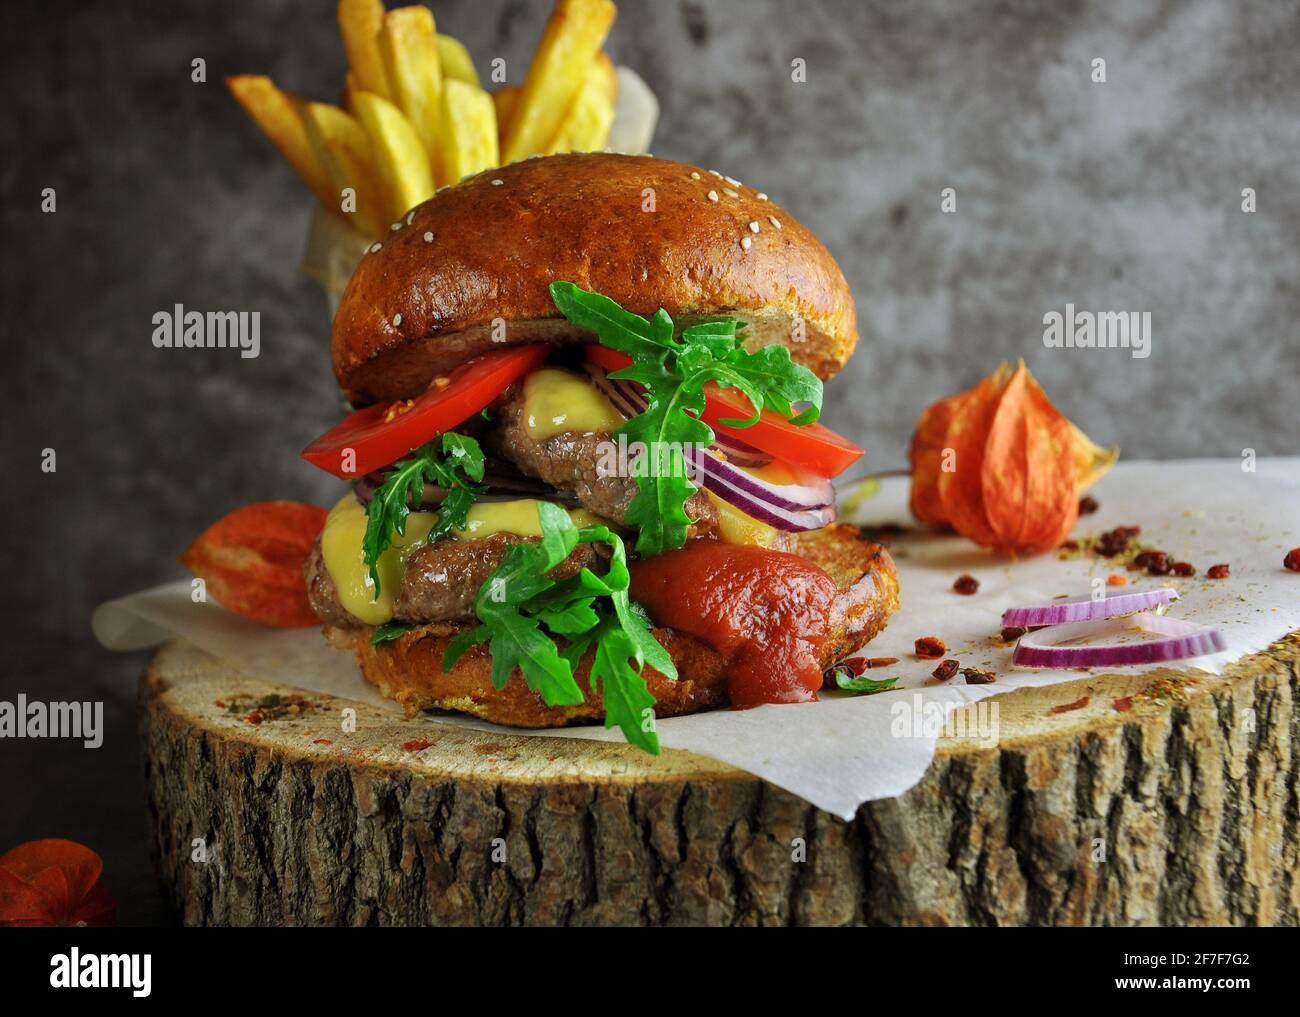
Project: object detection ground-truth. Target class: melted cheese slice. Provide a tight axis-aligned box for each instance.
[522,367,625,441]
[320,495,600,625]
[705,491,783,548]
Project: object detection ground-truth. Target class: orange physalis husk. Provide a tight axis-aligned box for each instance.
[0,839,117,927]
[908,362,1118,554]
[180,500,328,628]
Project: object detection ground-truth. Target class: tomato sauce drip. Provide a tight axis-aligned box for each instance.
[628,541,838,706]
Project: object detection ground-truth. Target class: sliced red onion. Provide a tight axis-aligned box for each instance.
[585,362,773,467]
[1001,588,1179,628]
[684,447,835,531]
[1011,613,1226,669]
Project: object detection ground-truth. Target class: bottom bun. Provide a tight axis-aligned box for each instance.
[330,525,899,728]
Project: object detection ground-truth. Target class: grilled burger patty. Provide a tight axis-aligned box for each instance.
[304,529,606,627]
[491,386,719,536]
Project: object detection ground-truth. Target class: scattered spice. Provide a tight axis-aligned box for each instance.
[962,667,996,685]
[952,574,980,595]
[1001,625,1027,642]
[312,738,333,745]
[1134,676,1194,705]
[222,692,316,723]
[1107,574,1128,586]
[402,739,432,752]
[1206,563,1230,579]
[865,657,899,668]
[932,659,960,681]
[1283,548,1300,572]
[1049,695,1090,715]
[914,636,946,659]
[1112,696,1133,713]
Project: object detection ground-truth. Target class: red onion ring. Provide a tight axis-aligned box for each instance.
[585,362,774,467]
[1011,613,1226,669]
[1001,588,1179,628]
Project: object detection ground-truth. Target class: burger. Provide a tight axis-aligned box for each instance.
[299,152,900,752]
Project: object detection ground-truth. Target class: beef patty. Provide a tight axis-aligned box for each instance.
[304,531,605,627]
[492,386,718,535]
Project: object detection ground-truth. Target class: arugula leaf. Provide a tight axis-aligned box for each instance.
[370,621,413,647]
[362,432,486,594]
[443,501,673,752]
[831,671,899,695]
[548,281,823,556]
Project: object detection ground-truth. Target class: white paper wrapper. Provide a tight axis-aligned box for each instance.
[94,458,1300,818]
[299,66,661,318]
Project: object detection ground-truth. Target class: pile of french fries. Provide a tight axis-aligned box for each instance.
[228,0,619,240]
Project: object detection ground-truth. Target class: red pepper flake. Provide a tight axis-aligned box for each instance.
[403,739,432,752]
[214,699,226,708]
[952,574,979,595]
[1206,563,1230,579]
[1049,695,1090,715]
[1106,574,1128,586]
[1001,625,1027,642]
[932,659,960,681]
[1078,495,1099,515]
[1170,561,1195,576]
[313,738,333,745]
[914,636,946,659]
[865,657,899,668]
[1113,696,1133,713]
[962,667,995,685]
[244,711,264,725]
[1283,548,1300,572]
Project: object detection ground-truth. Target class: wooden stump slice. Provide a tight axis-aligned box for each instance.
[140,632,1300,926]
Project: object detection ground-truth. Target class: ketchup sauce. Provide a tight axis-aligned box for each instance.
[628,541,837,706]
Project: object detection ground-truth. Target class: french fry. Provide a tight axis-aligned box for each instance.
[438,79,499,184]
[337,0,391,100]
[436,34,480,86]
[343,71,362,114]
[226,75,335,207]
[545,51,617,154]
[352,91,435,221]
[502,0,615,163]
[492,85,522,143]
[379,6,442,169]
[300,101,388,239]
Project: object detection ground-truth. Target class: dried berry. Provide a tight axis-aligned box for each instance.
[1145,552,1172,576]
[932,659,960,681]
[952,574,979,595]
[1284,548,1300,572]
[1170,561,1195,577]
[914,636,946,659]
[1078,495,1099,515]
[1094,527,1132,557]
[962,668,996,685]
[1001,625,1027,642]
[1206,563,1230,579]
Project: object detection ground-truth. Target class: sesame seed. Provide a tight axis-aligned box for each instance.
[423,232,434,242]
[740,236,752,251]
[393,313,402,327]
[391,222,402,231]
[723,188,739,198]
[369,242,382,253]
[724,175,741,187]
[748,220,760,233]
[708,169,723,178]
[491,178,504,186]
[690,171,701,180]
[406,210,416,225]
[769,216,782,230]
[707,190,719,202]
[756,192,768,201]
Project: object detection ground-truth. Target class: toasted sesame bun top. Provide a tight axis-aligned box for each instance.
[332,153,858,405]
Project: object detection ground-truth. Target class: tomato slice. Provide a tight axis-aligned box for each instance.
[585,345,864,478]
[303,344,550,479]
